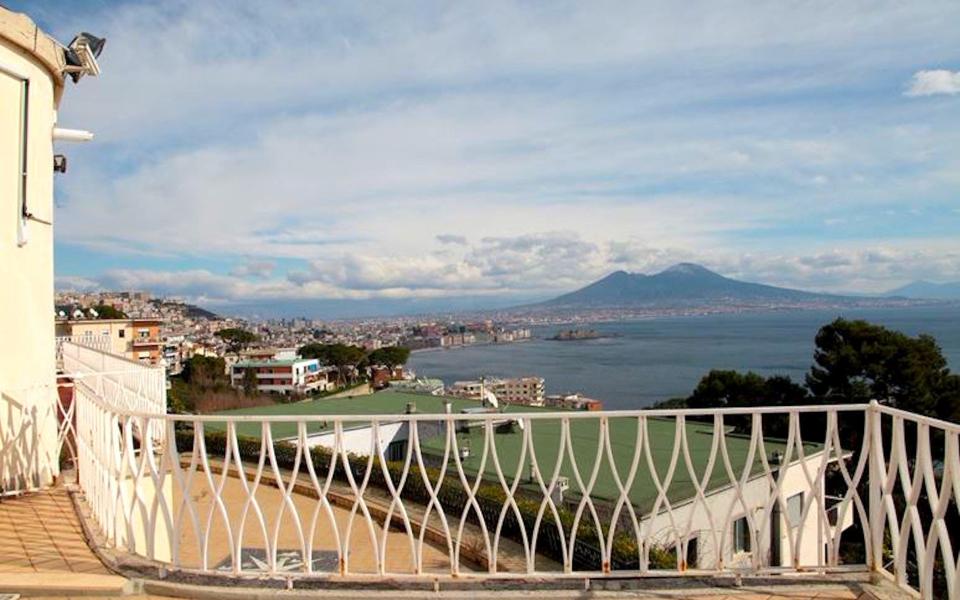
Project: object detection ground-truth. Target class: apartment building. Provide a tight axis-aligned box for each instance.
[56,317,164,366]
[369,364,405,389]
[230,357,332,395]
[544,392,604,411]
[449,376,545,406]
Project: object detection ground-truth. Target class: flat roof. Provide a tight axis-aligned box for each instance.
[421,414,818,511]
[206,391,819,511]
[207,390,482,439]
[233,358,316,368]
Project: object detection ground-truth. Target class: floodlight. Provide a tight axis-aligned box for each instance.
[64,32,106,83]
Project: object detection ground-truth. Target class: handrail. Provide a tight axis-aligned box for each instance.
[50,341,959,598]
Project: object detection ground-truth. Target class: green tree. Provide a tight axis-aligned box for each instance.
[93,304,127,319]
[298,343,332,363]
[241,367,259,395]
[298,343,366,384]
[684,370,809,436]
[181,355,228,388]
[806,318,953,418]
[367,346,411,369]
[215,328,260,357]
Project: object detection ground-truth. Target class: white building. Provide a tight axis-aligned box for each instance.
[230,357,332,394]
[449,376,545,406]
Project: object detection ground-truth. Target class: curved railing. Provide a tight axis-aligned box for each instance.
[54,340,960,598]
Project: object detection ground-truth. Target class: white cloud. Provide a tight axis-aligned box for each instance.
[436,234,468,246]
[38,0,960,306]
[905,69,960,97]
[230,260,276,278]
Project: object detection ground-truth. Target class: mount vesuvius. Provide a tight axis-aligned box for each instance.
[534,263,861,309]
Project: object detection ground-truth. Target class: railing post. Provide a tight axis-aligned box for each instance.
[867,400,883,575]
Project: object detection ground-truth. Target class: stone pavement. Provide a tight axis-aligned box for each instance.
[0,486,131,596]
[0,487,110,575]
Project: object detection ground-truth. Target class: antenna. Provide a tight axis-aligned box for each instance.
[483,388,499,409]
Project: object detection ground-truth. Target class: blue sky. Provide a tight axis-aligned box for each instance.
[15,0,960,313]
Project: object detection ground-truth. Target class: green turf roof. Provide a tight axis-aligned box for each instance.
[420,414,821,511]
[206,390,823,511]
[205,390,486,439]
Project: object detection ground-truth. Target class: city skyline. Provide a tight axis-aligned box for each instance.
[18,0,960,311]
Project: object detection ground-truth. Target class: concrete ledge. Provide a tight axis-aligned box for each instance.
[141,575,902,599]
[0,572,135,597]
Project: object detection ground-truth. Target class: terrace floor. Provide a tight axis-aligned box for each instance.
[0,485,905,599]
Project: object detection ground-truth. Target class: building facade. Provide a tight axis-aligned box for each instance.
[449,376,545,406]
[56,317,164,366]
[544,392,604,411]
[230,358,332,395]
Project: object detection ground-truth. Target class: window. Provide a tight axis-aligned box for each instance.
[118,330,125,338]
[786,492,804,528]
[733,516,751,553]
[386,440,407,462]
[685,535,699,568]
[2,65,29,245]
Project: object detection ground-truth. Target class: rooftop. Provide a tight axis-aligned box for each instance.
[208,390,485,438]
[209,390,821,510]
[232,357,318,368]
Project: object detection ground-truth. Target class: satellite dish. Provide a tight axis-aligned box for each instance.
[72,309,84,319]
[88,308,99,318]
[58,310,66,318]
[483,388,499,409]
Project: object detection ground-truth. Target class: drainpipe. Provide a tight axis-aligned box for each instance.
[770,451,783,567]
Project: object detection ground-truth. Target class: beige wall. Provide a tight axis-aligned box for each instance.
[58,320,134,357]
[0,25,62,492]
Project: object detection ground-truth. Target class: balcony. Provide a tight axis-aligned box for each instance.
[13,340,956,598]
[131,336,162,346]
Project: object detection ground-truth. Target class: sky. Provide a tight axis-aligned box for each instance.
[16,0,960,316]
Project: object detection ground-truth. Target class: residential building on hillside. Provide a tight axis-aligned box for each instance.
[241,347,298,361]
[56,317,164,365]
[449,376,546,406]
[388,377,445,395]
[230,357,332,394]
[369,364,405,389]
[544,392,604,411]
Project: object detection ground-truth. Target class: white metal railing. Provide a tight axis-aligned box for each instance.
[56,335,112,364]
[49,346,960,598]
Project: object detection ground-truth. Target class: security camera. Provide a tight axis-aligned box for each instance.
[64,32,106,83]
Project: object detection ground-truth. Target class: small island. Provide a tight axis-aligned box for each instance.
[549,328,607,341]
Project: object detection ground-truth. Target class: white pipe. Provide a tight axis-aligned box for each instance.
[53,127,94,142]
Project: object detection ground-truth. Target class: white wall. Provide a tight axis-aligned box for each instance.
[0,25,61,492]
[640,451,848,570]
